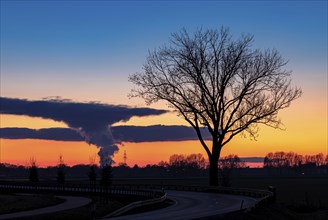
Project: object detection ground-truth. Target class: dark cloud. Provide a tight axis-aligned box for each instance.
[0,127,84,141]
[0,97,167,132]
[0,125,210,142]
[112,125,211,142]
[0,97,167,166]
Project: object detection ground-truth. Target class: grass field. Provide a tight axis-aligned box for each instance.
[231,177,328,209]
[0,193,158,220]
[0,196,119,220]
[0,194,64,214]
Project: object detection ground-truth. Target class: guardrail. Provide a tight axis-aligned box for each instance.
[204,186,274,209]
[104,192,167,218]
[109,183,274,211]
[0,183,165,199]
[109,184,274,209]
[109,183,273,198]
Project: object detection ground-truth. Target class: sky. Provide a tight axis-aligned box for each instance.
[0,0,327,167]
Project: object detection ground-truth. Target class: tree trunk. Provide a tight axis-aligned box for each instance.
[209,155,219,186]
[208,135,222,186]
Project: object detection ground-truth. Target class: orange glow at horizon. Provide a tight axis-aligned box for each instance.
[1,138,326,168]
[0,139,99,167]
[0,91,327,167]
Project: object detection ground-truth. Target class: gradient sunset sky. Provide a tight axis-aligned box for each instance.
[0,1,327,167]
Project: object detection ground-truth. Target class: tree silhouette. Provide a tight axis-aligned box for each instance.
[130,27,302,186]
[56,154,66,186]
[264,152,289,168]
[88,165,97,187]
[101,165,112,187]
[28,157,39,187]
[88,155,97,188]
[218,155,245,187]
[100,164,112,203]
[264,151,326,168]
[168,153,207,176]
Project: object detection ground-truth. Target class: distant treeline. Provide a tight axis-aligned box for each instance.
[264,152,328,167]
[0,152,327,180]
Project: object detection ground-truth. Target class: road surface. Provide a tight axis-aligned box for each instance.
[104,190,257,220]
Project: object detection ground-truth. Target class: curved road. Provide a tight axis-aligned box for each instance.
[0,195,91,219]
[104,190,257,220]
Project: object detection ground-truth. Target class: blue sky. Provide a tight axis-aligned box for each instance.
[0,1,327,166]
[1,1,326,105]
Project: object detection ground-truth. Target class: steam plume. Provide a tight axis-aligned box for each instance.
[0,97,167,166]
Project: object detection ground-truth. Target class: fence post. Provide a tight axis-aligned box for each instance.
[240,199,244,210]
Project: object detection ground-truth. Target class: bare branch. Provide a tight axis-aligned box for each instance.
[129,27,302,176]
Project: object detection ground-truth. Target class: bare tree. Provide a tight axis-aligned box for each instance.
[264,151,326,168]
[56,154,66,186]
[314,153,325,167]
[88,155,97,189]
[129,27,302,186]
[100,164,112,203]
[168,153,207,176]
[304,153,325,166]
[218,154,246,187]
[28,157,39,188]
[186,153,207,169]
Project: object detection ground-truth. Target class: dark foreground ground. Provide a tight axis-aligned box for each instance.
[113,176,328,208]
[232,177,328,209]
[219,204,328,220]
[113,176,328,220]
[1,177,327,219]
[0,193,144,220]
